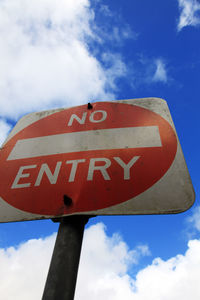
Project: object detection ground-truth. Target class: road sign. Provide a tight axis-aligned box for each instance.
[0,98,195,222]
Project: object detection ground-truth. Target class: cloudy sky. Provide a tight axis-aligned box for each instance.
[0,0,199,299]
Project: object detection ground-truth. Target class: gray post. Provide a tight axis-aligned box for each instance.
[42,215,89,300]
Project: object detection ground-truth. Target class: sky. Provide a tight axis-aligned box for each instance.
[0,0,199,299]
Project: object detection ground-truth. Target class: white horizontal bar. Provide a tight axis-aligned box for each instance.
[7,126,162,160]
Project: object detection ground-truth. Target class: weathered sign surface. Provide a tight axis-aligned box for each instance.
[0,98,195,222]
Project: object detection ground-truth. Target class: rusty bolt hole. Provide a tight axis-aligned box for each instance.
[63,195,73,207]
[87,102,93,109]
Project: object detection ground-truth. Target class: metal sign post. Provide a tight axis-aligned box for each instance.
[42,215,90,300]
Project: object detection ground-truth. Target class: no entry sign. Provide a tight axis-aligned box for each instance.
[0,98,195,222]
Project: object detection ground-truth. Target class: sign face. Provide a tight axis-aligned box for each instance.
[0,98,195,222]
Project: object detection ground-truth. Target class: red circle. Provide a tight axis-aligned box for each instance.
[0,102,177,216]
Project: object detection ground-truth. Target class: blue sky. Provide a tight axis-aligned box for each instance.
[0,0,199,298]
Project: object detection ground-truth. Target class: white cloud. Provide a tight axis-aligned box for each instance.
[0,223,149,300]
[187,206,200,232]
[136,55,170,85]
[101,53,127,89]
[99,4,113,17]
[0,119,12,146]
[177,0,200,31]
[1,222,200,300]
[77,224,200,299]
[0,0,127,120]
[152,59,168,83]
[133,239,200,300]
[0,233,56,300]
